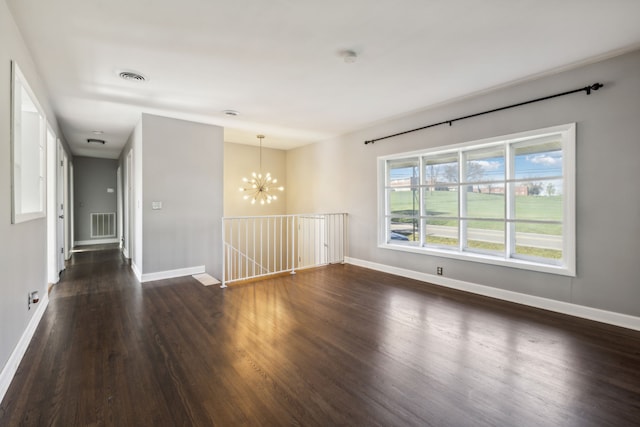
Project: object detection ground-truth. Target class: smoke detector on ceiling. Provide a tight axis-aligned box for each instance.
[339,50,358,63]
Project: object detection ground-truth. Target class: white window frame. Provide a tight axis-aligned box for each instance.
[378,123,576,276]
[11,61,47,224]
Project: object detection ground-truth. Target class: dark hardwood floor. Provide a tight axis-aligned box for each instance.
[1,248,640,426]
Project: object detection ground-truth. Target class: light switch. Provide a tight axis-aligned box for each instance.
[107,188,114,193]
[152,201,162,210]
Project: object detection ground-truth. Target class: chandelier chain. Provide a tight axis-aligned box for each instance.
[258,135,263,172]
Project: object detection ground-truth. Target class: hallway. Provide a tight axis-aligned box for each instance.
[1,247,640,426]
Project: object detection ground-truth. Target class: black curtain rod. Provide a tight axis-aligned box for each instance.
[364,82,603,145]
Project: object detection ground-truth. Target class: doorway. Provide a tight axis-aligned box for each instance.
[122,150,132,258]
[46,127,57,284]
[56,141,69,274]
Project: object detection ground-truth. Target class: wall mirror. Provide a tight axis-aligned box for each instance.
[11,61,46,224]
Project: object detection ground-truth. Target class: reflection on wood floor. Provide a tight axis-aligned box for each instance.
[1,247,640,426]
[71,242,120,253]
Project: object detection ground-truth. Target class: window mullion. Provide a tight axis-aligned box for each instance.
[419,156,425,247]
[458,151,466,252]
[506,142,515,258]
[383,161,391,244]
[385,188,390,243]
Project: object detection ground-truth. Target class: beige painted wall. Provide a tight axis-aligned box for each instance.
[224,142,287,217]
[286,140,348,214]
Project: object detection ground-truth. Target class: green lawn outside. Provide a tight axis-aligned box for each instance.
[398,235,563,260]
[389,190,562,235]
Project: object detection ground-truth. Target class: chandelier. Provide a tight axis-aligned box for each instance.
[239,135,284,205]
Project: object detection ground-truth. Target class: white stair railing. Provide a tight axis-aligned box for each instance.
[222,213,348,287]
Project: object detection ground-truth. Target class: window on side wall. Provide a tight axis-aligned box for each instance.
[379,123,575,276]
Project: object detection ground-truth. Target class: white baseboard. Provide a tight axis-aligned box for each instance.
[122,247,129,259]
[345,257,640,332]
[131,262,142,282]
[141,265,205,283]
[0,292,49,404]
[74,238,119,246]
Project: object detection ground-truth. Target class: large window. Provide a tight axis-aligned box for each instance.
[379,123,575,276]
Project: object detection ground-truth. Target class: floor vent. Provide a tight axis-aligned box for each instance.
[91,212,116,238]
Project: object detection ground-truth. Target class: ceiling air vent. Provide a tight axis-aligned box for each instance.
[118,70,147,82]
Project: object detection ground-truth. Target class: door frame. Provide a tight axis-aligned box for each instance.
[46,126,57,284]
[122,150,132,258]
[117,165,123,249]
[56,141,66,274]
[65,159,72,259]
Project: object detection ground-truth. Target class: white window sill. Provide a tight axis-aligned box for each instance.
[378,242,576,277]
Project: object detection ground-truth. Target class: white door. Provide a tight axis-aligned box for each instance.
[117,166,122,249]
[67,161,73,258]
[56,141,65,274]
[297,214,346,269]
[46,127,58,284]
[122,150,132,258]
[297,215,327,269]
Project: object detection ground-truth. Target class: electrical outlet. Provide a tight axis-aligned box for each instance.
[27,291,40,310]
[437,267,443,276]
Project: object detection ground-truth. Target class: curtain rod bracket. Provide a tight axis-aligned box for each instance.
[586,82,603,95]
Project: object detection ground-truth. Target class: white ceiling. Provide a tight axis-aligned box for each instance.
[7,0,640,158]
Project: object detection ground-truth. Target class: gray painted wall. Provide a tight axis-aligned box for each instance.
[287,49,640,317]
[0,2,71,384]
[73,157,118,242]
[138,114,224,277]
[142,114,224,276]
